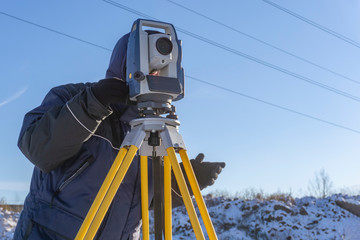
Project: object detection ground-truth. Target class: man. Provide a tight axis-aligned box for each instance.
[13,32,225,240]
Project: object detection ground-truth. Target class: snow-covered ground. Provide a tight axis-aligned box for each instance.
[149,194,360,239]
[0,208,19,240]
[1,194,360,239]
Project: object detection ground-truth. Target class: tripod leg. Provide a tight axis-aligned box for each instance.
[75,147,128,240]
[163,156,172,240]
[179,150,218,240]
[153,156,163,240]
[166,147,205,240]
[140,156,149,240]
[81,145,138,240]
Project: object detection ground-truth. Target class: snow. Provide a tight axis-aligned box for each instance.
[0,208,20,240]
[1,194,360,239]
[167,194,360,240]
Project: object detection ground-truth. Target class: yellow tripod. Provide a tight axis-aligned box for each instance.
[74,117,218,240]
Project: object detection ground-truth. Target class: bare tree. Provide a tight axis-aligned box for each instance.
[308,168,333,198]
[0,196,7,204]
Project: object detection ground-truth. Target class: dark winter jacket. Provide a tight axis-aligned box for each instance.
[14,82,152,240]
[14,32,152,240]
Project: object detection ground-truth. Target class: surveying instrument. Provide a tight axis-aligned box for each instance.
[75,19,218,240]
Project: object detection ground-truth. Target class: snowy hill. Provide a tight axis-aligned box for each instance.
[1,194,360,239]
[168,194,360,239]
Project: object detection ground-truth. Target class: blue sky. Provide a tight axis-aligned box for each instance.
[1,0,360,203]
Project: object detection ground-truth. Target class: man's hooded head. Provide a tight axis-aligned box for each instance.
[106,33,130,80]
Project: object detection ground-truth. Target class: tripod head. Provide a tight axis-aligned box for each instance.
[126,19,184,118]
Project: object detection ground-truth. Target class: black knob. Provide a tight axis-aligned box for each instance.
[134,71,145,81]
[148,131,160,146]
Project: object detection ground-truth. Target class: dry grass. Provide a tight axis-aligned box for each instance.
[0,204,23,212]
[209,187,294,203]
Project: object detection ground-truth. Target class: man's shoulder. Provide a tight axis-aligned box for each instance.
[50,82,95,98]
[55,82,94,93]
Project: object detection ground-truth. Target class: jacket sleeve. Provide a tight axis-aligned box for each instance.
[18,84,112,173]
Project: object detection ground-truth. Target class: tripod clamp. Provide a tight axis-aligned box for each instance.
[121,117,185,156]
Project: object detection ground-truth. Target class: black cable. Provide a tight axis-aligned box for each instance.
[167,0,360,85]
[261,0,360,49]
[2,9,360,134]
[0,11,112,52]
[187,75,360,135]
[102,0,360,103]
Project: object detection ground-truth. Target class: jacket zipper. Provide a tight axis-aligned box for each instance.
[57,161,90,192]
[51,161,90,207]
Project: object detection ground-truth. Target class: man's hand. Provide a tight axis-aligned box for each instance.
[91,78,131,107]
[189,153,226,190]
[171,153,225,207]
